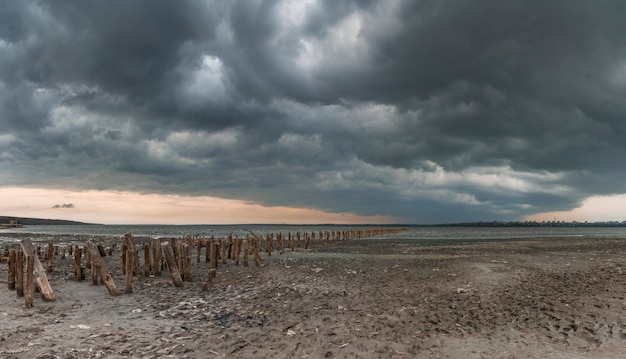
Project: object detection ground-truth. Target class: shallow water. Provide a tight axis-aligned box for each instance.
[2,224,626,246]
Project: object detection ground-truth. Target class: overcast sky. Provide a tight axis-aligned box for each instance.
[1,0,626,224]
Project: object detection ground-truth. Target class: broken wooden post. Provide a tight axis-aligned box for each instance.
[19,239,55,301]
[125,243,133,294]
[124,233,142,278]
[74,247,83,281]
[243,239,249,267]
[143,242,152,276]
[25,254,34,308]
[233,237,240,266]
[121,243,127,275]
[220,238,227,265]
[196,238,202,263]
[8,249,16,290]
[90,243,99,286]
[88,242,119,296]
[97,244,107,257]
[227,234,233,259]
[153,238,162,276]
[210,238,217,271]
[266,235,272,256]
[160,241,184,287]
[253,245,262,267]
[181,243,192,282]
[16,249,23,297]
[46,242,53,272]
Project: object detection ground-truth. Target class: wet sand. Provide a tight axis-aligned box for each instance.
[1,235,626,358]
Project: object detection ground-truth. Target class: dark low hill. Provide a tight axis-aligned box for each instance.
[0,216,94,225]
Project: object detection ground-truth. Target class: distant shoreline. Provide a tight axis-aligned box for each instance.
[0,216,93,226]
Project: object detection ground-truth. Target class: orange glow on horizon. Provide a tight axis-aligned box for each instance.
[524,194,626,223]
[0,187,396,225]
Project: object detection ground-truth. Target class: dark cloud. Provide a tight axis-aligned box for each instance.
[1,0,626,222]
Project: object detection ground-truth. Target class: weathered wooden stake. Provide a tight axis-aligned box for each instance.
[25,254,34,308]
[143,242,152,276]
[121,243,127,275]
[253,246,262,267]
[46,242,53,272]
[220,238,227,265]
[74,247,83,281]
[243,239,249,267]
[160,241,184,287]
[183,244,192,282]
[196,239,202,263]
[8,249,16,290]
[88,242,119,296]
[125,243,133,294]
[210,239,217,270]
[16,250,24,296]
[124,233,142,278]
[97,244,107,257]
[20,239,55,301]
[90,244,99,286]
[234,237,240,266]
[153,238,162,276]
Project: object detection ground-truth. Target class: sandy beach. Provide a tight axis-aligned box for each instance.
[2,234,626,358]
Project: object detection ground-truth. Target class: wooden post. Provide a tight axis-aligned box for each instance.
[266,235,272,256]
[160,241,184,287]
[60,247,66,260]
[88,242,119,296]
[227,235,233,259]
[8,249,16,290]
[25,254,34,308]
[243,239,249,267]
[206,236,212,263]
[220,238,227,265]
[234,237,240,266]
[46,242,53,272]
[183,244,192,282]
[16,250,23,297]
[210,239,217,271]
[143,242,152,276]
[90,243,99,286]
[124,233,142,278]
[121,243,127,275]
[153,238,162,276]
[74,247,83,281]
[97,244,107,257]
[19,239,55,301]
[196,239,202,263]
[125,243,133,294]
[253,246,262,267]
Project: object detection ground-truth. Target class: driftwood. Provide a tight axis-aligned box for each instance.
[20,239,55,302]
[160,241,184,287]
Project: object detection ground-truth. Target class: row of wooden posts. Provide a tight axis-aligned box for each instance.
[4,227,408,307]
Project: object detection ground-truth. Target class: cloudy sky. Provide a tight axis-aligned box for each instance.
[1,0,626,224]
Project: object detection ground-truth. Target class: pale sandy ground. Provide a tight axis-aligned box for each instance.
[1,234,626,358]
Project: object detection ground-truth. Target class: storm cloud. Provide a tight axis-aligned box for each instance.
[1,0,625,223]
